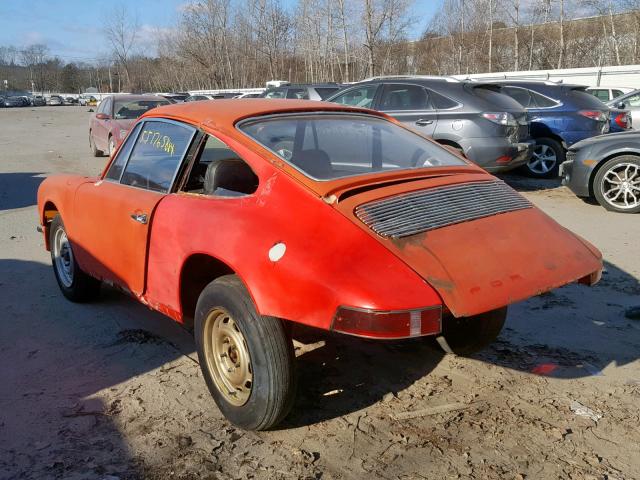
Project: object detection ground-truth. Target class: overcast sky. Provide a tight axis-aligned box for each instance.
[0,0,443,62]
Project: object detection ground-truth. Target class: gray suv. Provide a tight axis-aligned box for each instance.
[327,76,534,172]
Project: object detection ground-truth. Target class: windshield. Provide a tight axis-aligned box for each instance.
[240,114,467,180]
[114,99,170,119]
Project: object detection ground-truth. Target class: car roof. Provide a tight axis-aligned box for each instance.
[109,94,169,101]
[142,98,386,128]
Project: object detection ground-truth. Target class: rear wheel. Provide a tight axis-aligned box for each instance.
[195,275,296,430]
[593,155,640,213]
[435,307,507,356]
[50,215,101,302]
[89,131,103,157]
[523,138,564,178]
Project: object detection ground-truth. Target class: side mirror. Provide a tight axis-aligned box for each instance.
[95,113,111,120]
[616,101,626,109]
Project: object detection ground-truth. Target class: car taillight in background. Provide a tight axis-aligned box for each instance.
[482,112,518,127]
[614,112,631,129]
[578,110,608,122]
[331,306,442,339]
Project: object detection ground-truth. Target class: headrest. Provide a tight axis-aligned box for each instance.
[203,158,258,196]
[292,149,332,179]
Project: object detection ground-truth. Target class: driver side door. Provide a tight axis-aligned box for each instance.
[72,119,197,295]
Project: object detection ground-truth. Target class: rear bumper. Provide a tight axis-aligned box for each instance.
[462,138,534,173]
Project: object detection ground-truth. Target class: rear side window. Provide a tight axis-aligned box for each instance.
[330,85,378,108]
[612,89,623,98]
[471,85,525,110]
[590,89,610,102]
[120,121,195,193]
[429,89,459,109]
[315,87,340,99]
[264,89,286,99]
[530,91,559,108]
[105,123,143,181]
[502,87,533,108]
[286,88,309,100]
[379,84,430,111]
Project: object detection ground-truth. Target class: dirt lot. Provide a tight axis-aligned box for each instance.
[1,106,639,480]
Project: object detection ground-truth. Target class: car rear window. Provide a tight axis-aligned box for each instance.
[568,87,609,109]
[239,113,466,181]
[114,99,170,119]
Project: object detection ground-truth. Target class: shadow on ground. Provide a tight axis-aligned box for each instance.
[498,172,562,192]
[0,172,44,211]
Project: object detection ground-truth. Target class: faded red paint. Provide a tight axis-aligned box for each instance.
[37,99,602,337]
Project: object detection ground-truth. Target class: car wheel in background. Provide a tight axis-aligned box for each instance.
[195,275,296,431]
[89,131,104,157]
[593,155,640,213]
[49,214,101,302]
[524,138,565,178]
[435,307,507,356]
[108,136,116,157]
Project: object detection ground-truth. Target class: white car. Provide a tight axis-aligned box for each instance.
[586,86,635,102]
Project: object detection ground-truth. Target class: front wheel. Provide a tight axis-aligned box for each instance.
[50,215,101,302]
[523,138,565,178]
[435,307,507,356]
[195,275,296,430]
[593,155,640,213]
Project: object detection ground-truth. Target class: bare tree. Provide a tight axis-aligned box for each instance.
[104,6,139,90]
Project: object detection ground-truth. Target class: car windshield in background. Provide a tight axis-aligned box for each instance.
[114,99,170,119]
[240,114,467,180]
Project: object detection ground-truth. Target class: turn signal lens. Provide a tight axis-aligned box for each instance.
[331,306,442,339]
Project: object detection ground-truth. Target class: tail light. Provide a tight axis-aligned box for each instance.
[578,110,607,122]
[331,306,442,339]
[482,112,518,127]
[614,112,630,129]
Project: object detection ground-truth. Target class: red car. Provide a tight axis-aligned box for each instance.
[38,100,602,430]
[88,94,170,157]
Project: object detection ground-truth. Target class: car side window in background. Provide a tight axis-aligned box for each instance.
[429,89,459,109]
[330,85,378,108]
[612,89,623,98]
[264,89,286,99]
[503,87,533,108]
[624,93,640,107]
[120,121,195,193]
[96,97,109,115]
[529,90,559,108]
[379,84,430,111]
[105,123,143,181]
[286,88,309,100]
[315,87,340,99]
[591,89,610,102]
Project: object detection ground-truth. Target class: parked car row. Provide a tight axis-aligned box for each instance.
[0,94,82,107]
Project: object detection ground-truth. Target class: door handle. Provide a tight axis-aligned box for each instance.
[130,213,148,224]
[415,119,433,126]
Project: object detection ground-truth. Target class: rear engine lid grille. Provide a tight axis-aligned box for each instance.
[355,180,532,238]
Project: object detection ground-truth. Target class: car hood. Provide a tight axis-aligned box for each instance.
[571,130,640,150]
[337,174,602,317]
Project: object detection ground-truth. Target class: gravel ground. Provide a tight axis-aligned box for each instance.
[1,106,639,480]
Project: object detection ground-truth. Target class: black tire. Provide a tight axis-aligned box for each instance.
[593,155,640,214]
[436,307,507,356]
[522,137,565,179]
[195,275,296,430]
[49,215,101,302]
[89,131,104,157]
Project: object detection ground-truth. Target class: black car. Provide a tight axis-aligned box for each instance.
[327,76,534,173]
[4,96,28,107]
[262,83,343,101]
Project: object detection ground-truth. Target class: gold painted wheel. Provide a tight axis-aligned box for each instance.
[202,308,253,406]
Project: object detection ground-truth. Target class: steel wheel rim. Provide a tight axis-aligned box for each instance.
[53,228,74,287]
[529,144,557,174]
[601,162,640,210]
[203,308,253,406]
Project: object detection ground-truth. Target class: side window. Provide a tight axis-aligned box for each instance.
[503,87,533,108]
[379,84,430,111]
[315,87,340,99]
[182,135,258,196]
[120,121,195,193]
[591,89,609,102]
[287,88,309,99]
[612,89,623,98]
[105,122,143,181]
[625,93,640,107]
[330,85,378,108]
[96,97,108,114]
[265,89,286,99]
[530,91,559,108]
[429,89,459,109]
